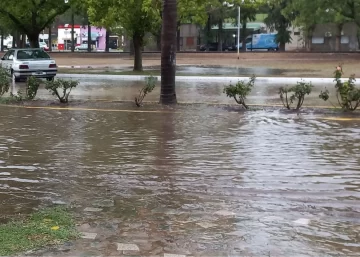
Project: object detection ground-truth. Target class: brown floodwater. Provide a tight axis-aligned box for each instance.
[0,103,359,256]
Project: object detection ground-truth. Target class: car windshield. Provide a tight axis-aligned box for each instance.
[17,50,50,60]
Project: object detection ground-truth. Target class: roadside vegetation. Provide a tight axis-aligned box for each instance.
[223,75,256,109]
[0,206,78,256]
[135,75,157,107]
[319,66,360,111]
[279,81,313,110]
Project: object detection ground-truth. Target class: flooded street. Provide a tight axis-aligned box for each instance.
[0,103,360,256]
[11,75,351,107]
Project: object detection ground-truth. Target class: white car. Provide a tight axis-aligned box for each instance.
[0,48,57,82]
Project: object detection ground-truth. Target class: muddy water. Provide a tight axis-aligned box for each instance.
[0,105,360,256]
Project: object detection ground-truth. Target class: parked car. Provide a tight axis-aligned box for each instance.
[199,42,231,51]
[246,33,279,51]
[39,42,49,51]
[0,48,57,82]
[75,43,95,51]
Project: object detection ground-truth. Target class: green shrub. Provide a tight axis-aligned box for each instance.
[319,66,360,111]
[135,75,157,107]
[45,78,79,103]
[279,81,313,110]
[0,67,10,96]
[223,75,255,109]
[26,76,41,100]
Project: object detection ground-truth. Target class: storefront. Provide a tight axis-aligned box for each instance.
[80,27,106,50]
[57,25,81,50]
[57,25,106,51]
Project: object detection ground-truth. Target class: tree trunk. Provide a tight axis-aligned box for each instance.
[206,14,211,50]
[133,33,143,71]
[105,29,110,52]
[71,11,75,52]
[0,30,4,51]
[49,25,52,51]
[160,0,177,105]
[176,21,181,51]
[87,21,92,52]
[20,34,26,48]
[28,33,40,48]
[279,42,286,51]
[218,19,223,51]
[12,33,16,48]
[15,33,21,48]
[241,22,247,52]
[335,23,343,52]
[156,35,161,51]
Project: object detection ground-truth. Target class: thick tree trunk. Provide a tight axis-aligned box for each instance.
[28,33,40,48]
[71,11,75,52]
[0,30,4,51]
[218,19,223,51]
[87,20,92,52]
[176,21,181,51]
[241,22,247,52]
[133,33,143,71]
[49,25,52,51]
[335,23,343,52]
[105,29,110,52]
[160,0,177,104]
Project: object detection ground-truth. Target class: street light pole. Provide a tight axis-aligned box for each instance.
[237,6,240,59]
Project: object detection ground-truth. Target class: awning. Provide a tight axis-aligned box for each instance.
[212,22,264,30]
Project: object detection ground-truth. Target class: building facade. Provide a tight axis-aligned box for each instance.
[57,25,107,50]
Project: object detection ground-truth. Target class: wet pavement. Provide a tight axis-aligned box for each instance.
[58,65,316,78]
[0,101,360,256]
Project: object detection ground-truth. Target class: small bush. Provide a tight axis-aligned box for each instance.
[45,78,79,103]
[319,66,360,111]
[135,75,157,107]
[223,75,255,109]
[279,81,313,110]
[0,67,10,96]
[26,76,41,100]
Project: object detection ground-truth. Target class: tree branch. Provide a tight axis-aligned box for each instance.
[0,9,28,33]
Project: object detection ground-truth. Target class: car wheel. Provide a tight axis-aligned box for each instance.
[268,48,275,52]
[46,77,54,82]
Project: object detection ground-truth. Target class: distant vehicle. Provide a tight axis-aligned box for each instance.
[39,42,49,51]
[199,42,231,51]
[0,48,57,82]
[75,43,95,51]
[246,33,279,51]
[230,36,253,51]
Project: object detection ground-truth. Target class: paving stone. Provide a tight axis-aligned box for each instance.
[84,207,103,212]
[214,210,236,216]
[164,254,187,257]
[116,243,140,251]
[81,232,98,239]
[196,222,217,229]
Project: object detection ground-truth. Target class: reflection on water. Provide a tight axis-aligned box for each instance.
[0,106,360,256]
